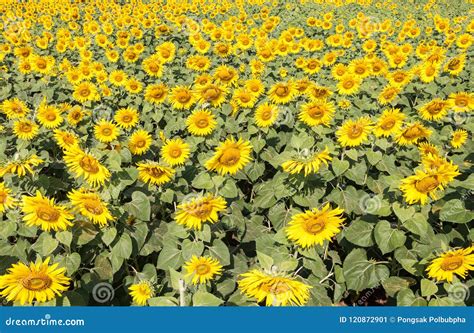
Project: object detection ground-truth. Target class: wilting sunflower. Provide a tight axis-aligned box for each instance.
[37,103,63,129]
[186,110,217,136]
[286,204,345,248]
[94,120,119,143]
[128,130,152,155]
[254,103,279,127]
[183,256,223,285]
[1,98,30,119]
[63,147,111,187]
[175,194,227,230]
[13,119,39,140]
[0,258,70,305]
[0,155,43,177]
[374,108,405,137]
[298,100,335,127]
[426,247,474,282]
[114,108,139,129]
[418,99,450,121]
[451,129,468,149]
[68,188,113,227]
[129,281,154,306]
[0,182,16,213]
[22,191,73,231]
[136,161,175,186]
[170,86,196,110]
[205,137,253,175]
[395,122,432,145]
[238,269,311,306]
[268,81,297,104]
[282,147,332,176]
[53,130,79,150]
[337,117,373,147]
[160,138,190,166]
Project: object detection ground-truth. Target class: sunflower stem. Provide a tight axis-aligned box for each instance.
[178,279,186,306]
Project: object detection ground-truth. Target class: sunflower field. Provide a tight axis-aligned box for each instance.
[0,0,473,308]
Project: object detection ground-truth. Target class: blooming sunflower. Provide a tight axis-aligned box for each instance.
[0,182,16,213]
[128,130,152,155]
[0,258,70,305]
[63,147,111,187]
[337,117,373,147]
[286,204,345,248]
[205,137,253,175]
[175,194,227,230]
[183,256,223,285]
[186,110,217,136]
[129,281,154,306]
[268,81,297,104]
[395,122,432,145]
[136,161,175,186]
[144,83,168,105]
[0,155,43,178]
[37,103,63,129]
[160,138,190,166]
[53,130,79,150]
[298,100,335,127]
[170,86,196,110]
[451,129,468,149]
[418,99,450,121]
[400,169,445,205]
[426,247,474,282]
[373,108,405,137]
[114,108,139,129]
[67,106,85,126]
[22,191,73,231]
[94,120,120,143]
[448,92,473,112]
[378,85,401,105]
[254,103,279,128]
[282,147,332,176]
[198,84,227,107]
[72,82,100,103]
[337,75,361,95]
[13,119,39,141]
[238,269,311,306]
[1,98,30,119]
[68,188,113,227]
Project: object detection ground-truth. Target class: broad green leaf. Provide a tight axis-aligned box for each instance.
[374,221,406,254]
[342,248,389,292]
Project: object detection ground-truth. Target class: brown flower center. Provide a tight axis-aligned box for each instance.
[79,156,100,174]
[440,256,463,271]
[304,216,326,235]
[218,147,241,166]
[414,175,439,193]
[36,205,60,222]
[22,273,52,291]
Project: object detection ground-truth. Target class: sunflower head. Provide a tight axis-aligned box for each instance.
[183,256,223,285]
[426,247,474,282]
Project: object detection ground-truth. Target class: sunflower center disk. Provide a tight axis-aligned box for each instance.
[196,118,209,128]
[22,274,52,291]
[84,200,104,215]
[195,263,211,275]
[36,205,60,222]
[304,217,326,235]
[414,176,439,193]
[440,256,463,271]
[218,148,241,166]
[79,156,100,174]
[347,125,363,138]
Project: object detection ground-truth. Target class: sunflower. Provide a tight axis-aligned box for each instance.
[418,99,449,121]
[233,88,257,108]
[67,106,85,126]
[128,130,152,155]
[254,103,279,128]
[37,103,63,129]
[68,188,113,227]
[205,137,253,175]
[245,78,265,97]
[418,142,440,157]
[298,100,335,127]
[451,129,468,149]
[136,161,175,186]
[444,54,466,76]
[373,108,405,137]
[175,194,227,230]
[238,269,311,306]
[93,120,119,143]
[0,182,16,213]
[378,85,401,105]
[129,281,154,306]
[13,119,39,141]
[170,86,196,110]
[282,147,332,176]
[286,204,345,248]
[186,110,217,136]
[183,256,223,285]
[109,70,128,86]
[53,130,79,150]
[337,117,373,147]
[0,258,70,305]
[448,92,473,112]
[395,122,432,145]
[22,191,73,231]
[400,169,445,205]
[426,247,474,282]
[337,75,361,95]
[63,147,111,187]
[73,82,100,103]
[268,81,297,104]
[144,83,168,104]
[114,108,139,129]
[160,138,190,166]
[142,55,164,77]
[1,98,30,119]
[198,84,227,107]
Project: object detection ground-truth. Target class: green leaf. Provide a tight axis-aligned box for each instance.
[181,240,204,261]
[439,199,474,223]
[392,202,415,222]
[209,239,230,266]
[342,248,389,292]
[102,227,117,246]
[374,221,406,254]
[420,279,438,297]
[148,297,178,306]
[32,233,59,256]
[382,277,412,297]
[192,173,214,190]
[397,289,427,306]
[344,219,374,247]
[220,180,238,198]
[61,253,81,275]
[112,233,133,259]
[257,251,274,271]
[192,290,223,306]
[402,213,432,237]
[157,245,183,270]
[55,231,72,247]
[124,191,151,221]
[332,158,350,176]
[366,151,382,165]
